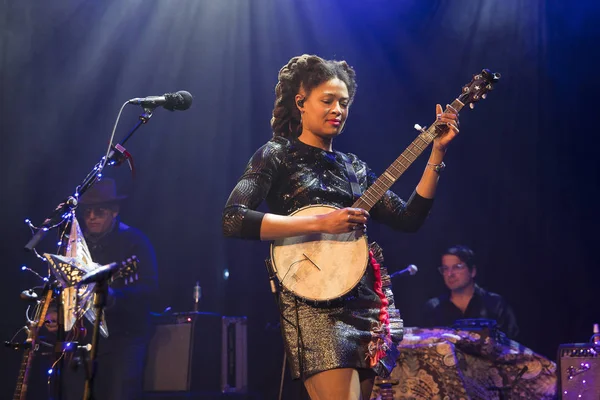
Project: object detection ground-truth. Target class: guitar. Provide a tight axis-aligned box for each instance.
[12,288,53,400]
[270,69,501,302]
[77,255,140,287]
[72,255,140,339]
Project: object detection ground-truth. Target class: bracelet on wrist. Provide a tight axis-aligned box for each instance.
[426,161,446,174]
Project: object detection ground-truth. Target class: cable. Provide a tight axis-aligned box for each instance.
[98,101,129,173]
[25,304,34,325]
[278,351,287,400]
[71,100,129,206]
[293,297,306,400]
[264,258,300,399]
[8,326,28,343]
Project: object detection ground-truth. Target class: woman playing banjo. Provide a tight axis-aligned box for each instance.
[223,54,460,400]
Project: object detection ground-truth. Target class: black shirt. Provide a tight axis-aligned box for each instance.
[422,284,519,339]
[85,220,158,341]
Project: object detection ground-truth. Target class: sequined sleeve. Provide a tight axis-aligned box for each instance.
[222,137,289,239]
[365,164,434,232]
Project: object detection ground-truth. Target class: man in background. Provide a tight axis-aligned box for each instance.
[65,177,158,400]
[422,245,519,339]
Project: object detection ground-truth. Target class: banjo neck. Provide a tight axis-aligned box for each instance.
[352,99,465,212]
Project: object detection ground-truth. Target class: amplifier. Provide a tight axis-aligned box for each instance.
[143,312,248,394]
[221,316,248,393]
[558,343,600,399]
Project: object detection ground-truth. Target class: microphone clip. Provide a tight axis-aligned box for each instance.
[106,144,136,176]
[140,108,154,123]
[264,259,280,295]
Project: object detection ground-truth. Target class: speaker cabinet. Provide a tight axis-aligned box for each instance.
[143,312,247,394]
[221,317,248,393]
[558,343,600,399]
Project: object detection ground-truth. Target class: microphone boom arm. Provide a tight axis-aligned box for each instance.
[390,264,418,279]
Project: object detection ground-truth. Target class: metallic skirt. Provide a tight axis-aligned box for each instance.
[277,243,403,380]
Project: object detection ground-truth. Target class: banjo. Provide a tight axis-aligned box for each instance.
[270,69,500,302]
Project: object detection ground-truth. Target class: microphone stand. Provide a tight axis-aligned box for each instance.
[24,107,154,252]
[22,107,155,400]
[81,279,109,400]
[53,283,65,400]
[264,259,287,400]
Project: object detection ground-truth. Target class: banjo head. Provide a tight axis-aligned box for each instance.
[270,205,369,302]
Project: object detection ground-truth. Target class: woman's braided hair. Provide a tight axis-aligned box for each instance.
[270,54,357,138]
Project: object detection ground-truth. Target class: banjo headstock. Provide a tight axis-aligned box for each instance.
[459,69,501,109]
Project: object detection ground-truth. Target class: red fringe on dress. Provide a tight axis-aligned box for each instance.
[366,249,393,367]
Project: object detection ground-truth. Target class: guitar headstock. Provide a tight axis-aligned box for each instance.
[459,69,501,109]
[112,255,139,285]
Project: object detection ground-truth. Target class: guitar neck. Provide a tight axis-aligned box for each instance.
[13,349,32,400]
[353,99,464,211]
[13,289,54,400]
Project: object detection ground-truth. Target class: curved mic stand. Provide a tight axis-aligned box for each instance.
[21,106,154,400]
[24,107,154,252]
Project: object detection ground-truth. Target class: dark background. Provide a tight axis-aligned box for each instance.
[1,0,599,398]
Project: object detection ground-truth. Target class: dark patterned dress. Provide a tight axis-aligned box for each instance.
[223,136,433,379]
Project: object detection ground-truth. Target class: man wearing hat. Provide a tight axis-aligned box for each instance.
[65,177,158,400]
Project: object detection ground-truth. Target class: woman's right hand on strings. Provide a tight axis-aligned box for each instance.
[317,207,370,234]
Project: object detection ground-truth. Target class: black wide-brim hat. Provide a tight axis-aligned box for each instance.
[78,178,127,206]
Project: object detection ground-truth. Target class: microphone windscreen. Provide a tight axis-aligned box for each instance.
[164,90,193,111]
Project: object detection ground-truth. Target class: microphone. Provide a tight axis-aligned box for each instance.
[128,90,193,111]
[389,264,418,278]
[77,262,119,286]
[20,289,38,302]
